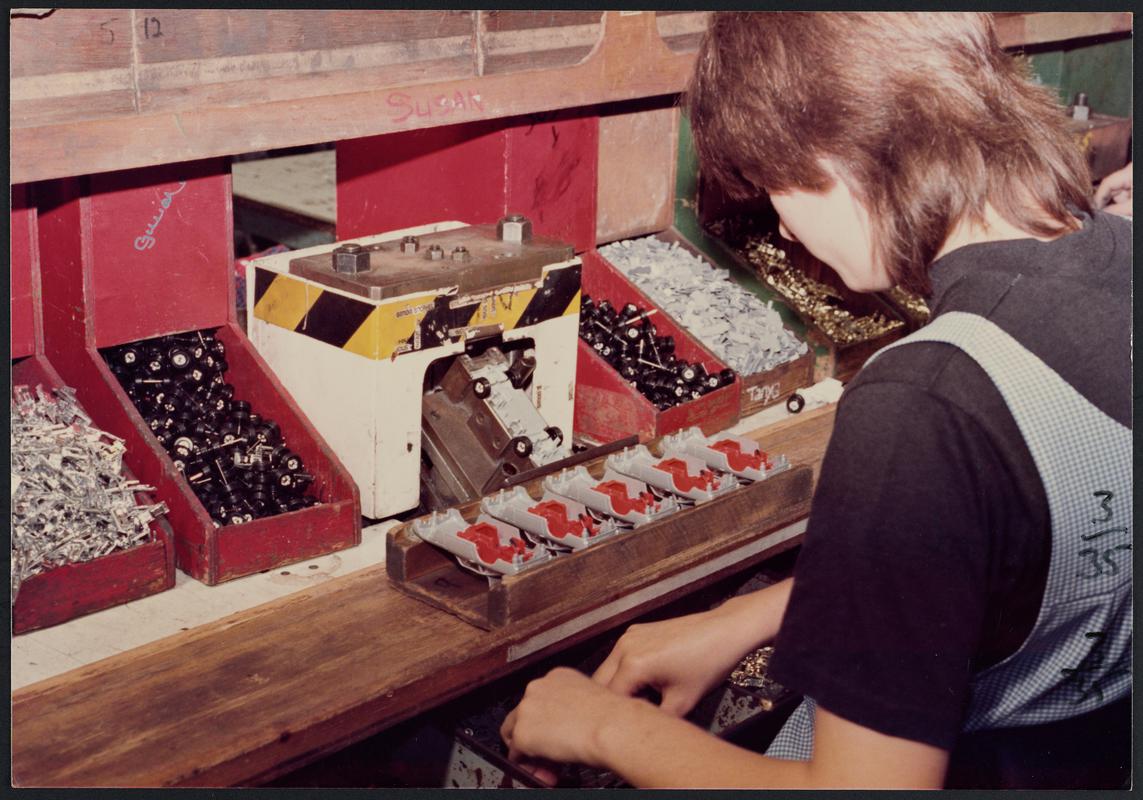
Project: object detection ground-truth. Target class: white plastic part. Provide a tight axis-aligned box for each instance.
[543,465,678,528]
[661,426,789,483]
[481,485,618,550]
[606,444,739,504]
[410,508,550,577]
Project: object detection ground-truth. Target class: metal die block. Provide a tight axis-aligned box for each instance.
[410,508,551,578]
[246,221,580,519]
[661,426,790,483]
[542,465,678,528]
[606,443,738,504]
[480,485,618,551]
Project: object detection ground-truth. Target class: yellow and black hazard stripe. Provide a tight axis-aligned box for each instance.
[253,263,581,360]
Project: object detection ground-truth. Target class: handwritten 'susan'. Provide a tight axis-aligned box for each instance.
[134,181,187,251]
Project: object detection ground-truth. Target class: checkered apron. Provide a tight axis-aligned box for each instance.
[765,311,1132,762]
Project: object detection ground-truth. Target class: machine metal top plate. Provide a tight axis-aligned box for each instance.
[288,225,575,300]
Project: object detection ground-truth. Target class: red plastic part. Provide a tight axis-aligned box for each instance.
[528,500,586,540]
[458,522,530,565]
[11,184,41,359]
[593,480,649,516]
[653,458,719,493]
[12,354,176,634]
[573,249,741,444]
[35,172,362,585]
[710,438,769,473]
[336,111,599,252]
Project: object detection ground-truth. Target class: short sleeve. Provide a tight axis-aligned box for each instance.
[768,378,1017,750]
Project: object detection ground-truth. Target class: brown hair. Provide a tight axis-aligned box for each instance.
[687,12,1093,293]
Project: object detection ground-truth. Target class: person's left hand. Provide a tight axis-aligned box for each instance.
[501,666,648,778]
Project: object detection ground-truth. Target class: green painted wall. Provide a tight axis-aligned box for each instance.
[1027,35,1133,118]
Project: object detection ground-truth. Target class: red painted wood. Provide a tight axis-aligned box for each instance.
[12,354,176,634]
[504,110,598,253]
[86,160,233,348]
[11,184,41,358]
[336,111,599,252]
[336,120,509,239]
[573,249,740,443]
[36,174,361,585]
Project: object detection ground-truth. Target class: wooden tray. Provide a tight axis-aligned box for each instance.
[387,463,812,629]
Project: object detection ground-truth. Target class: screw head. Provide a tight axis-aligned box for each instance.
[427,244,445,261]
[400,235,420,254]
[451,245,471,263]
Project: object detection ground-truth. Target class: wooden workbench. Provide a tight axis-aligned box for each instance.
[11,402,836,787]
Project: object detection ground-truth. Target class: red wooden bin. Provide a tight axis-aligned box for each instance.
[35,163,360,586]
[11,184,175,632]
[574,249,741,444]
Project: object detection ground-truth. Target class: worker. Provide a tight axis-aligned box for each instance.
[501,12,1131,788]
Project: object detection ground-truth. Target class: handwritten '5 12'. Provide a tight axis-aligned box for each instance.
[134,181,187,251]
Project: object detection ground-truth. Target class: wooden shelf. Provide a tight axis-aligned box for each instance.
[11,403,835,788]
[13,10,1126,186]
[10,10,701,185]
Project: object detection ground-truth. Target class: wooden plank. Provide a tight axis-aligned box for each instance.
[11,402,835,788]
[596,103,678,244]
[655,10,711,54]
[11,11,694,184]
[995,11,1132,48]
[10,9,136,127]
[133,10,477,115]
[479,11,603,76]
[231,150,337,224]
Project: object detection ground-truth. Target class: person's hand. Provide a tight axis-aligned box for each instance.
[592,608,757,717]
[501,666,652,781]
[1094,162,1132,217]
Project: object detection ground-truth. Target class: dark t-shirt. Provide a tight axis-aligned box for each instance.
[768,211,1132,751]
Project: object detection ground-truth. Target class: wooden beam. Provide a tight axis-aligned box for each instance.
[10,11,693,185]
[995,11,1132,48]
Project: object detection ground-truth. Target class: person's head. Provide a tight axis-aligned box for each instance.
[687,12,1092,293]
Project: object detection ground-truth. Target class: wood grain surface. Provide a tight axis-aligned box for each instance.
[11,404,835,788]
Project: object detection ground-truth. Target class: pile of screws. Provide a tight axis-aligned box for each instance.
[103,329,320,528]
[11,384,168,603]
[728,646,787,700]
[885,285,931,325]
[598,237,808,375]
[579,296,735,411]
[737,235,905,345]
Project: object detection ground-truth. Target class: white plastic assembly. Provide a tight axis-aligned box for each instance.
[543,465,678,528]
[481,485,618,550]
[661,426,789,483]
[606,444,738,504]
[410,508,550,577]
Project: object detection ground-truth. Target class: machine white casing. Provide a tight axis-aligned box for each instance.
[246,222,580,518]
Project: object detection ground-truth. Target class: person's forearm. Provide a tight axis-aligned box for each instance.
[593,699,812,788]
[709,576,794,652]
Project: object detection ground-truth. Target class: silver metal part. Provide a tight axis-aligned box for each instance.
[497,213,533,244]
[11,383,168,604]
[332,242,370,274]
